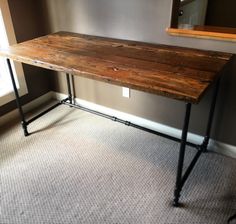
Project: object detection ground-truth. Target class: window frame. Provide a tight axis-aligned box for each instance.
[0,0,27,106]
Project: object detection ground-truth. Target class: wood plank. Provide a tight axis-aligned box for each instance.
[167,27,236,42]
[194,25,236,35]
[0,31,233,103]
[20,36,218,79]
[33,32,232,60]
[26,34,228,73]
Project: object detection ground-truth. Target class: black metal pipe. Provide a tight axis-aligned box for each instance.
[66,73,72,104]
[180,148,202,189]
[27,102,62,125]
[62,101,198,148]
[201,79,220,151]
[206,79,220,139]
[129,122,196,148]
[173,103,192,207]
[7,59,29,136]
[63,101,115,120]
[71,75,76,104]
[228,213,236,223]
[60,97,70,104]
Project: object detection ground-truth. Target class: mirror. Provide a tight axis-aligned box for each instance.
[170,0,236,40]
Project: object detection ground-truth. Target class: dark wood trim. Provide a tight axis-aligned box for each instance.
[171,0,180,28]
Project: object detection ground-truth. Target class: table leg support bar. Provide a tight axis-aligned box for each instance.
[26,102,62,125]
[62,100,198,148]
[7,59,63,136]
[66,73,73,104]
[173,103,192,206]
[173,80,220,206]
[201,79,220,152]
[7,59,29,136]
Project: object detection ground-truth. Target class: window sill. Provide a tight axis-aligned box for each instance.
[166,26,236,43]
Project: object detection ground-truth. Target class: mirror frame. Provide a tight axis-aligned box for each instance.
[167,0,236,42]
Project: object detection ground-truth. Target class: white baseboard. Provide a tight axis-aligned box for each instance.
[53,92,236,159]
[209,141,236,159]
[1,91,235,159]
[0,91,54,126]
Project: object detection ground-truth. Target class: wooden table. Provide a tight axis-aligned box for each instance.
[0,31,233,206]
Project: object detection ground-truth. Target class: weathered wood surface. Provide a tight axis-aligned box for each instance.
[0,31,233,103]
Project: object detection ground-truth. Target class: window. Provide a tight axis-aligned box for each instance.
[0,0,27,106]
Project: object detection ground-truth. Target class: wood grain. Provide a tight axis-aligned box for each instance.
[0,31,233,103]
[167,27,236,42]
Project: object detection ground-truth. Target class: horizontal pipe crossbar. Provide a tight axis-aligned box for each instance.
[26,102,62,125]
[62,100,199,149]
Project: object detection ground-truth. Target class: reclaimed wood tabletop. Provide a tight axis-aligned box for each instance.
[0,31,233,103]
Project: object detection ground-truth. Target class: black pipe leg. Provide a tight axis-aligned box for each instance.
[66,73,73,104]
[173,103,192,207]
[22,121,29,136]
[228,213,236,223]
[7,59,29,136]
[71,75,76,105]
[201,79,220,152]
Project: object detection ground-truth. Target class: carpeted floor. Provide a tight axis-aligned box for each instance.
[0,104,236,224]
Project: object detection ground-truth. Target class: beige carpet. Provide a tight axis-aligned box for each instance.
[0,104,235,224]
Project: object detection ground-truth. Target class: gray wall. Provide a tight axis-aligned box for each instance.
[0,0,51,116]
[5,0,236,146]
